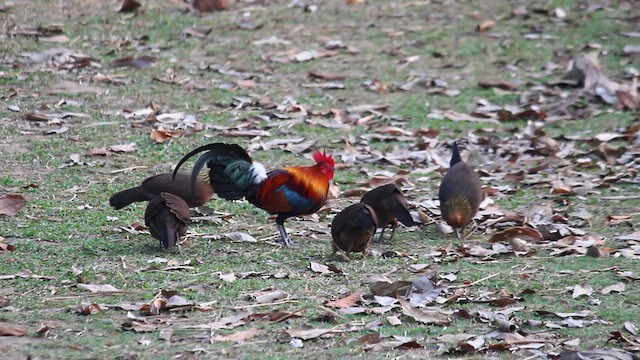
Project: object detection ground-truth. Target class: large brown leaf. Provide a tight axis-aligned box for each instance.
[0,324,27,336]
[397,297,450,326]
[325,290,362,308]
[211,328,257,343]
[0,195,26,216]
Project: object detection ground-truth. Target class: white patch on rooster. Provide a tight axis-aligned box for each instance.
[250,162,267,183]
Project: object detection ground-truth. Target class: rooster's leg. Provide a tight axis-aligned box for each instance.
[276,221,295,247]
[374,227,386,243]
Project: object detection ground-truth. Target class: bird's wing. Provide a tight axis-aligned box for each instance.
[161,193,190,224]
[255,169,323,215]
[253,170,295,214]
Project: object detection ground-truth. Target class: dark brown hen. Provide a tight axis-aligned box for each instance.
[360,184,414,242]
[144,192,191,250]
[109,172,213,210]
[331,203,378,260]
[438,141,483,241]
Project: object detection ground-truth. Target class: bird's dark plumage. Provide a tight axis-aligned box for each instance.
[331,203,378,258]
[144,192,190,250]
[173,142,335,246]
[438,141,483,241]
[361,184,414,242]
[109,172,214,210]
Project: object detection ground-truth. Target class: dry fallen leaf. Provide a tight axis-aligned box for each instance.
[370,280,412,297]
[476,20,496,32]
[150,129,184,143]
[309,262,331,274]
[398,297,450,326]
[211,328,258,343]
[219,273,236,282]
[108,143,136,153]
[242,289,286,304]
[601,283,625,295]
[0,194,26,216]
[325,290,362,308]
[40,35,69,43]
[559,349,638,360]
[286,327,335,340]
[0,239,16,252]
[489,227,544,243]
[112,56,156,69]
[246,310,302,323]
[623,322,638,336]
[308,71,346,81]
[76,284,120,293]
[72,303,102,316]
[387,316,402,326]
[0,324,27,336]
[193,0,230,12]
[225,232,258,243]
[571,284,593,299]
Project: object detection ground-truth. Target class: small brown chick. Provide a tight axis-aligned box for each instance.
[331,203,378,260]
[361,184,414,242]
[438,141,483,241]
[144,192,190,250]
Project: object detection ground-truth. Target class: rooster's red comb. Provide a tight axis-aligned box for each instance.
[313,150,334,167]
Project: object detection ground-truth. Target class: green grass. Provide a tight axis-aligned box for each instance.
[1,0,640,359]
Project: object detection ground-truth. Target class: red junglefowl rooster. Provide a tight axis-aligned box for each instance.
[331,203,378,260]
[361,184,414,242]
[144,192,190,250]
[173,143,335,247]
[438,141,484,241]
[109,172,214,210]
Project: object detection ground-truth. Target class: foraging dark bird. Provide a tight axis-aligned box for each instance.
[144,192,190,250]
[331,203,378,259]
[109,172,214,210]
[173,143,335,247]
[438,141,484,241]
[361,184,414,242]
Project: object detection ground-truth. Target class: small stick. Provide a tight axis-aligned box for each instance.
[109,166,148,174]
[449,272,500,289]
[231,299,297,310]
[599,195,640,200]
[45,291,143,301]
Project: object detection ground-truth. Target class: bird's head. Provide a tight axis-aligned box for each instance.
[313,150,335,180]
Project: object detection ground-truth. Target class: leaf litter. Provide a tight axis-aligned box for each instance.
[3,0,640,358]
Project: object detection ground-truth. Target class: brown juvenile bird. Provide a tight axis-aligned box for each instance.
[361,184,414,242]
[144,192,191,250]
[331,203,378,260]
[438,141,484,241]
[109,172,214,210]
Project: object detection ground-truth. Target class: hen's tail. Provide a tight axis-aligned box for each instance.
[109,187,149,210]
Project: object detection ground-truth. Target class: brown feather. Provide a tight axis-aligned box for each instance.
[361,184,414,242]
[144,193,190,250]
[331,203,378,256]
